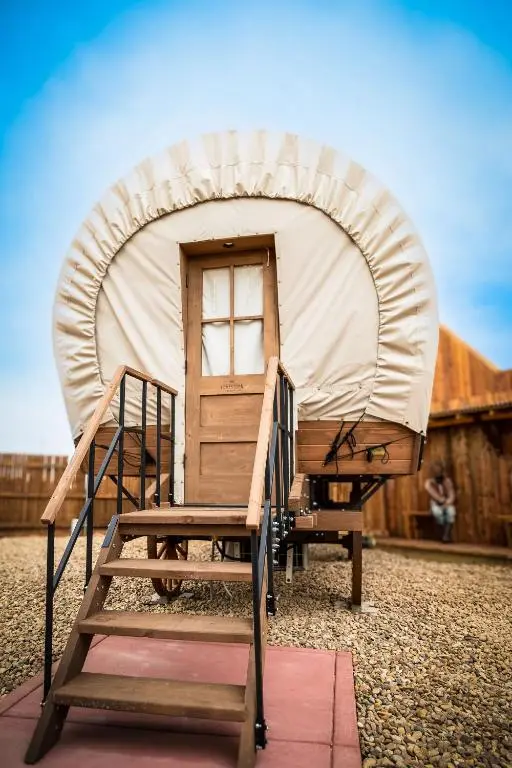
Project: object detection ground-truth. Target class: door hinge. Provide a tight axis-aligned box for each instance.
[183,454,186,467]
[184,359,188,374]
[185,273,189,288]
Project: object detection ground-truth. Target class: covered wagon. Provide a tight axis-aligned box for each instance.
[27,130,438,767]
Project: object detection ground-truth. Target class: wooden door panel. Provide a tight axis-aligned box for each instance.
[189,476,254,504]
[201,442,257,475]
[184,249,278,504]
[201,394,263,426]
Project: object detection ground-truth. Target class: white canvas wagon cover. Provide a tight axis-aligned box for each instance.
[53,130,438,483]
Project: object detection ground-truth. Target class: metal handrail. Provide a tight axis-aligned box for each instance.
[40,365,177,526]
[42,366,178,700]
[246,358,295,529]
[248,359,295,748]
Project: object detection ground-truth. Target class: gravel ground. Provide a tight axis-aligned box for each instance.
[0,535,511,767]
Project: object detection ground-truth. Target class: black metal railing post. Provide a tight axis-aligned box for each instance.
[155,387,162,507]
[250,527,267,748]
[289,382,294,481]
[117,375,126,516]
[273,385,283,539]
[43,522,55,701]
[169,393,176,505]
[247,364,297,750]
[40,369,178,705]
[85,439,95,588]
[280,373,291,534]
[139,380,147,509]
[266,496,277,616]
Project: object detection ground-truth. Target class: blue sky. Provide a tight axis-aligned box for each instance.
[1,0,511,453]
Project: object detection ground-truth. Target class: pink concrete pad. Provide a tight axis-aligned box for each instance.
[83,635,250,684]
[6,640,336,746]
[0,716,239,767]
[0,635,107,717]
[1,718,334,768]
[334,651,360,748]
[6,688,242,738]
[5,637,248,736]
[1,640,362,767]
[258,740,332,767]
[263,646,335,744]
[332,745,364,768]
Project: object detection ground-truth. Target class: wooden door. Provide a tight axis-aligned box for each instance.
[184,249,279,504]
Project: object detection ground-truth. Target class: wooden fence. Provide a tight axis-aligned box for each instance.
[0,454,137,532]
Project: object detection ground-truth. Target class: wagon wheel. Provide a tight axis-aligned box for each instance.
[146,536,189,599]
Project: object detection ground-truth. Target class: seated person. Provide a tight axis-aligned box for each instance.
[424,461,456,542]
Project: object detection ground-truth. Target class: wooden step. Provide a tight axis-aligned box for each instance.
[79,611,253,643]
[119,507,248,525]
[99,558,253,582]
[54,672,246,721]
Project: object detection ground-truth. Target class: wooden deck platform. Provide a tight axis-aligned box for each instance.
[376,537,512,561]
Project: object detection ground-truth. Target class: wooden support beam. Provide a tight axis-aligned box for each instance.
[351,532,363,607]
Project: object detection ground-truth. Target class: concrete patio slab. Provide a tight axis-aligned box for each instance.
[0,637,361,767]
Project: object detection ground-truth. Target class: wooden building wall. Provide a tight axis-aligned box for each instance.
[432,326,512,408]
[364,420,512,546]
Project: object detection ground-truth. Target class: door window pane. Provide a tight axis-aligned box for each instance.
[234,320,264,374]
[202,268,230,319]
[202,322,230,376]
[234,265,263,317]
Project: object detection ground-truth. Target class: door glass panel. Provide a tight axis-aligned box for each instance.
[234,265,263,317]
[202,268,230,319]
[202,322,230,376]
[234,320,264,374]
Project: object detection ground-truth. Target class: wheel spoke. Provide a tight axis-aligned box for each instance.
[157,542,166,559]
[147,535,189,599]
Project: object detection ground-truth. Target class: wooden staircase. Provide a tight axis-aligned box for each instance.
[25,508,266,767]
[25,359,294,767]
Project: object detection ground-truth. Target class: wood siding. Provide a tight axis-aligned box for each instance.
[297,420,421,476]
[432,326,512,409]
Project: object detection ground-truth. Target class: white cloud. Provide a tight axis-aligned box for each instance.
[1,0,511,453]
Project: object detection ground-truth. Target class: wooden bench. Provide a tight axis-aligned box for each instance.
[402,509,431,539]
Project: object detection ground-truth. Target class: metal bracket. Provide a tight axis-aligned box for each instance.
[102,515,119,547]
[285,545,294,584]
[266,593,277,616]
[255,720,268,749]
[302,543,310,571]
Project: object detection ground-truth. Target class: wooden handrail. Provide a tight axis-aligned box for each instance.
[150,379,178,396]
[246,357,280,529]
[40,365,177,525]
[277,360,295,391]
[123,366,153,383]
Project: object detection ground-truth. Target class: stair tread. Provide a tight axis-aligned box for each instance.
[119,507,248,525]
[100,558,253,582]
[79,611,253,643]
[54,672,246,721]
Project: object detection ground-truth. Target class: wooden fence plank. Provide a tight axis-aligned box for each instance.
[0,454,138,531]
[363,421,512,546]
